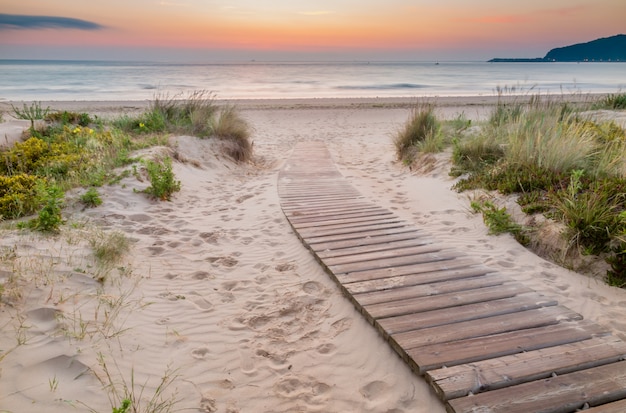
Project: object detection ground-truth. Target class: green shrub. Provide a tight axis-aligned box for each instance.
[549,172,624,254]
[0,174,44,219]
[80,187,103,208]
[471,199,530,245]
[143,157,181,201]
[11,101,50,128]
[45,111,93,126]
[19,183,64,232]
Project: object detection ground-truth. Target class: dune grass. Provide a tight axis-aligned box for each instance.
[394,104,441,163]
[448,94,626,284]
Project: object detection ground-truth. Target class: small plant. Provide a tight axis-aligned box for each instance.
[606,235,626,286]
[19,183,65,232]
[471,199,529,245]
[90,230,130,267]
[93,353,179,413]
[142,157,181,201]
[49,375,59,392]
[81,187,103,208]
[112,399,131,413]
[11,101,50,129]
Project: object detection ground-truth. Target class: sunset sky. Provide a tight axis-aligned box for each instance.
[1,0,625,61]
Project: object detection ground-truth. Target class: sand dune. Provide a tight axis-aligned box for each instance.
[1,98,625,412]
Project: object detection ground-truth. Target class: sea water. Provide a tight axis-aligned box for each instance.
[0,60,624,101]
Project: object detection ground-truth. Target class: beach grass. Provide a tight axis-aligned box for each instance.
[445,94,626,283]
[394,103,440,162]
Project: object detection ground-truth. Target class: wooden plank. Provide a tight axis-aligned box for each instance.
[297,218,407,238]
[447,361,626,413]
[343,263,493,293]
[312,230,428,253]
[407,320,608,374]
[329,249,461,275]
[393,305,582,351]
[428,336,626,401]
[283,204,377,215]
[304,226,418,245]
[339,258,492,294]
[377,293,558,336]
[287,208,392,224]
[290,212,396,229]
[280,199,367,209]
[580,399,626,413]
[354,273,507,306]
[323,243,445,266]
[363,283,531,321]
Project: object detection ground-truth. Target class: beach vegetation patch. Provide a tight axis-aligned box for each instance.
[17,183,64,233]
[80,187,103,208]
[394,104,440,162]
[470,198,530,245]
[90,230,130,267]
[210,105,252,162]
[450,94,626,283]
[596,93,626,110]
[0,173,43,219]
[142,157,181,201]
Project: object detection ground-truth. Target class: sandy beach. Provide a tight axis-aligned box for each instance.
[1,96,626,413]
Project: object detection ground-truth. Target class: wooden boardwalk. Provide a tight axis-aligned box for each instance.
[278,141,626,413]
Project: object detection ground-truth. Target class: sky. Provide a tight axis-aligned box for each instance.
[1,0,625,62]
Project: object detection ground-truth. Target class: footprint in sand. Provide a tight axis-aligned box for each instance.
[191,347,210,359]
[359,380,390,401]
[273,375,331,404]
[316,343,336,355]
[190,297,214,312]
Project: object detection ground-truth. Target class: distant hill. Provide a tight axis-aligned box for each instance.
[489,34,626,62]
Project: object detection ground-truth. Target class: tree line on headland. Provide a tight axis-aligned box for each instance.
[489,34,626,62]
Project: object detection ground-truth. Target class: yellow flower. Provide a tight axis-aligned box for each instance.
[72,127,81,134]
[139,122,145,129]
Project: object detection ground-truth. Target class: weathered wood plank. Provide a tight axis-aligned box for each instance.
[339,258,493,294]
[317,236,433,260]
[297,218,408,238]
[329,250,461,275]
[287,208,392,224]
[311,230,428,253]
[290,212,397,229]
[428,336,626,401]
[408,320,607,374]
[377,294,558,336]
[343,263,493,293]
[447,360,626,413]
[579,399,626,413]
[305,226,419,245]
[353,273,507,305]
[363,283,530,321]
[323,243,445,266]
[393,305,581,351]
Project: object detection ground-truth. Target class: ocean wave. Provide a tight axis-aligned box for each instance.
[337,83,426,90]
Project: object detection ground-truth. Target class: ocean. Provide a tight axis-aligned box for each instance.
[0,60,624,101]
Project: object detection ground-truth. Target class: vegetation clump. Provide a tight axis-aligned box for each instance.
[142,157,181,201]
[447,94,626,283]
[114,91,252,162]
[394,104,441,163]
